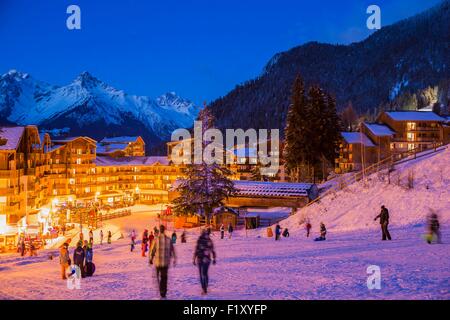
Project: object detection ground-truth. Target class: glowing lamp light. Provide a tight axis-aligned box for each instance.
[52,198,59,206]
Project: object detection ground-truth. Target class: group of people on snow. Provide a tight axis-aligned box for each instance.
[59,239,95,280]
[219,223,234,239]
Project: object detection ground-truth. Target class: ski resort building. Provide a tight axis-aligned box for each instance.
[97,136,145,157]
[336,111,447,173]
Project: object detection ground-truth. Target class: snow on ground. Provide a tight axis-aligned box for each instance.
[0,224,448,300]
[0,148,448,300]
[278,147,450,234]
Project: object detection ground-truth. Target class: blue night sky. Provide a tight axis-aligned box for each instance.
[0,0,442,105]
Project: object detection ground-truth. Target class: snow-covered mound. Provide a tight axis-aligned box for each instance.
[282,147,450,234]
[0,70,200,144]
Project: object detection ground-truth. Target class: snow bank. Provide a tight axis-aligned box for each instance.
[277,147,450,234]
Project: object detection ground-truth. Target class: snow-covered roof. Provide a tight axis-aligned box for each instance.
[52,136,97,144]
[101,136,142,144]
[364,123,395,137]
[233,180,317,198]
[385,111,445,122]
[96,143,127,154]
[341,132,375,147]
[95,156,170,167]
[0,126,25,151]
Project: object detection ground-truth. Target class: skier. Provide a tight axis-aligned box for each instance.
[181,230,187,243]
[193,229,217,295]
[374,205,392,241]
[100,230,104,245]
[141,229,149,257]
[275,224,282,241]
[306,220,312,238]
[171,231,177,244]
[149,225,176,299]
[314,222,327,241]
[89,229,94,245]
[59,243,70,280]
[219,223,225,239]
[282,228,290,238]
[73,241,86,278]
[84,243,94,277]
[228,223,234,239]
[107,231,112,244]
[426,211,441,244]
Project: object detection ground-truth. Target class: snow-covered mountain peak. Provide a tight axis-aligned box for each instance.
[72,71,103,89]
[0,70,200,147]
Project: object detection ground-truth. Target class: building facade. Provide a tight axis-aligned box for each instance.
[336,111,447,173]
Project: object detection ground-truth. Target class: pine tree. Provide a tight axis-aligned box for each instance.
[172,108,236,224]
[283,74,312,182]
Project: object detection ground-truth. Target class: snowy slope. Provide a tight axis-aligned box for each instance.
[277,147,450,234]
[0,70,200,145]
[0,151,448,300]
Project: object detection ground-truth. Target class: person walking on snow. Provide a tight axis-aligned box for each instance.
[89,229,94,245]
[141,229,149,257]
[130,230,136,252]
[171,231,177,244]
[84,243,94,277]
[228,223,234,239]
[59,243,70,280]
[426,211,441,244]
[219,224,225,239]
[193,229,216,295]
[100,230,104,245]
[306,220,312,238]
[275,224,282,241]
[149,225,176,299]
[107,231,112,244]
[374,205,391,241]
[73,241,86,278]
[181,230,187,243]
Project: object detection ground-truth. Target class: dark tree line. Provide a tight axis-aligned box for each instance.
[283,74,342,183]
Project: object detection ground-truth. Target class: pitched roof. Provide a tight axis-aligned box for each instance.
[101,136,142,144]
[341,132,375,147]
[385,111,445,122]
[96,143,127,154]
[364,123,395,137]
[0,126,25,151]
[95,156,170,167]
[233,180,316,198]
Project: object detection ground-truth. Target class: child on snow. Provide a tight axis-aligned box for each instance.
[314,223,327,241]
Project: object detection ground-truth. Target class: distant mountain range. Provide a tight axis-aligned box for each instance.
[208,0,450,131]
[0,70,200,153]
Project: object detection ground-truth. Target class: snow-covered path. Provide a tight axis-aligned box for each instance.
[0,223,448,300]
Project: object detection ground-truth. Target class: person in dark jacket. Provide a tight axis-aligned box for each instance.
[181,230,187,243]
[282,228,290,238]
[427,211,441,244]
[73,241,86,278]
[193,229,216,295]
[84,243,94,277]
[171,232,177,244]
[374,205,392,241]
[142,229,149,257]
[306,220,312,238]
[219,224,225,239]
[107,231,112,244]
[227,223,233,239]
[275,224,282,241]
